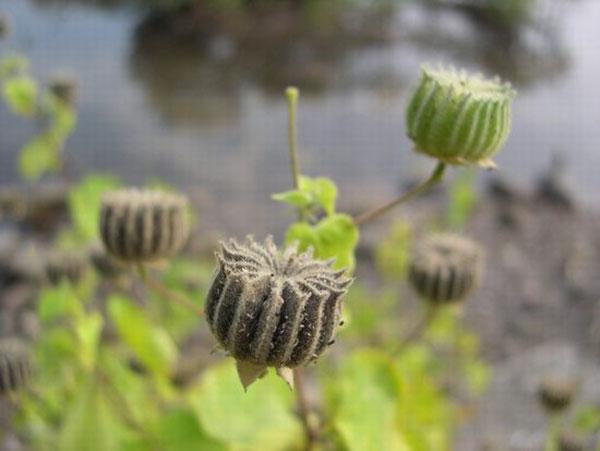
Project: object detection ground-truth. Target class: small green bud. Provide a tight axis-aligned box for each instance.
[99,188,190,263]
[205,236,352,389]
[408,233,482,305]
[0,338,31,394]
[406,65,516,169]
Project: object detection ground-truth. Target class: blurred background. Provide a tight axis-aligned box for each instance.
[2,0,600,450]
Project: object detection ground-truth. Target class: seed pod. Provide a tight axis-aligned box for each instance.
[408,233,482,304]
[205,236,352,389]
[0,338,31,394]
[538,377,577,414]
[558,431,585,451]
[99,188,190,263]
[45,251,87,285]
[48,74,78,106]
[406,65,516,169]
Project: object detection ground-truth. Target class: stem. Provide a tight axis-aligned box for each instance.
[544,414,561,451]
[394,304,437,355]
[293,368,319,451]
[354,161,446,226]
[286,87,301,191]
[136,264,202,316]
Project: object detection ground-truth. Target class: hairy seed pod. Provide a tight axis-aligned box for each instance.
[0,338,31,394]
[99,188,190,263]
[538,377,577,414]
[205,236,352,389]
[48,74,78,106]
[558,431,585,451]
[408,233,482,304]
[406,65,516,169]
[45,251,87,285]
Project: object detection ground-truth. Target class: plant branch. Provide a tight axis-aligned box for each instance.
[293,368,319,451]
[136,264,202,316]
[354,161,447,226]
[286,87,301,191]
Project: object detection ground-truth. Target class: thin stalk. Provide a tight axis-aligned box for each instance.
[394,304,438,355]
[293,368,319,451]
[544,414,562,451]
[354,161,446,226]
[136,264,202,316]
[286,87,301,191]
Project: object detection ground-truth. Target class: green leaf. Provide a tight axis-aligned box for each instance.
[75,312,103,371]
[58,379,120,451]
[325,349,409,451]
[157,408,227,451]
[68,174,120,241]
[18,132,61,181]
[107,295,178,376]
[286,213,359,271]
[574,406,600,433]
[271,190,313,210]
[299,176,337,216]
[37,281,81,323]
[0,54,29,78]
[188,361,303,451]
[3,75,37,117]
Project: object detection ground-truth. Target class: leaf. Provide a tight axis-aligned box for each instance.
[37,281,81,323]
[325,349,409,451]
[188,361,303,451]
[107,295,178,376]
[157,408,227,451]
[75,312,103,371]
[3,75,37,117]
[286,213,359,271]
[271,190,313,210]
[58,378,120,451]
[68,174,120,241]
[0,54,29,78]
[299,176,337,216]
[18,132,61,181]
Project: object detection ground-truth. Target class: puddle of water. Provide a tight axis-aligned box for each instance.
[0,0,599,234]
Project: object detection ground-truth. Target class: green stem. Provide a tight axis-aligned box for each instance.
[136,264,202,316]
[354,161,446,226]
[544,414,562,451]
[286,87,301,191]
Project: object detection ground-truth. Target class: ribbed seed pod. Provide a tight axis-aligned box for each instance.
[48,75,78,106]
[538,377,577,414]
[99,188,190,263]
[408,233,482,305]
[0,338,31,394]
[205,236,352,389]
[45,251,87,285]
[406,65,516,169]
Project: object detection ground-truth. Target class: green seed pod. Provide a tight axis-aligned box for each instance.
[406,65,516,169]
[0,338,31,394]
[408,233,482,304]
[537,377,577,414]
[205,236,352,389]
[100,188,190,263]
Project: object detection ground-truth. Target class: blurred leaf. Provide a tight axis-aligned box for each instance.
[0,54,29,78]
[574,405,600,434]
[325,349,409,451]
[3,75,37,116]
[108,295,178,376]
[299,176,337,215]
[75,312,103,371]
[286,213,359,271]
[447,169,476,230]
[18,132,60,181]
[375,219,412,279]
[58,379,120,451]
[272,190,313,210]
[157,408,227,451]
[37,281,81,323]
[68,174,120,241]
[188,361,302,451]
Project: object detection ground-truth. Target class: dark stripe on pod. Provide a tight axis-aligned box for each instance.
[214,275,245,345]
[150,205,163,256]
[314,292,342,357]
[205,266,227,329]
[445,266,458,301]
[230,276,272,361]
[288,289,322,367]
[133,206,146,258]
[430,265,443,302]
[115,206,130,259]
[99,205,113,254]
[266,281,307,366]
